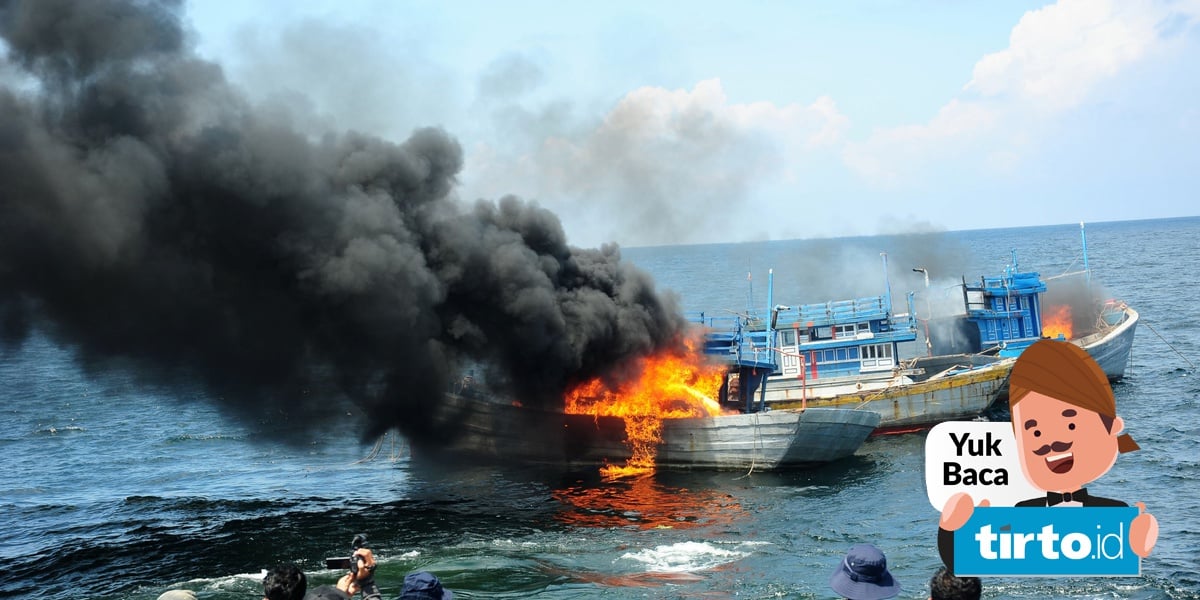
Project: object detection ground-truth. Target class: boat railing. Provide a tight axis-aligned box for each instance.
[966,306,1034,320]
[686,311,749,331]
[774,296,891,328]
[1095,300,1127,331]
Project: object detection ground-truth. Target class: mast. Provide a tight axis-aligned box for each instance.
[880,252,892,313]
[746,266,754,316]
[1080,222,1091,289]
[761,268,774,413]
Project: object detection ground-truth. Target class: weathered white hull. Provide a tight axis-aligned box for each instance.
[750,354,1015,433]
[657,408,881,469]
[423,393,880,471]
[1075,305,1138,381]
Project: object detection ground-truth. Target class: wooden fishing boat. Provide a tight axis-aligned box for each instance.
[930,230,1138,382]
[421,389,880,471]
[697,263,1013,434]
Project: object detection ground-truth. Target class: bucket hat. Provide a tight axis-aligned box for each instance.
[400,571,452,600]
[829,543,902,600]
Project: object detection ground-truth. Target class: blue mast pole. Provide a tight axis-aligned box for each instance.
[1080,222,1091,288]
[880,252,891,313]
[760,268,774,413]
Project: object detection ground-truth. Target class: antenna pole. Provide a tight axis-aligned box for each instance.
[880,252,892,313]
[1080,222,1091,289]
[761,269,775,413]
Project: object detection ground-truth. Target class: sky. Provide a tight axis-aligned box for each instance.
[183,0,1200,249]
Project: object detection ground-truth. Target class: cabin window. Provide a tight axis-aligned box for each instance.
[860,343,894,370]
[802,346,858,372]
[834,324,857,338]
[858,322,871,333]
[780,329,796,346]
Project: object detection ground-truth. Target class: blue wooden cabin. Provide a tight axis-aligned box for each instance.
[960,251,1047,357]
[692,268,916,412]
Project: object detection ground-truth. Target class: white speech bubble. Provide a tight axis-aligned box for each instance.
[925,421,1042,511]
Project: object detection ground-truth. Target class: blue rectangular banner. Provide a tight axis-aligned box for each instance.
[953,507,1140,576]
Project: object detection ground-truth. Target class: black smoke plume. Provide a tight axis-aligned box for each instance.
[0,0,686,444]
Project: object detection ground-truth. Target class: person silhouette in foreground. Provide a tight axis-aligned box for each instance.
[938,339,1158,573]
[398,571,452,600]
[304,548,382,600]
[263,563,307,600]
[928,565,980,600]
[829,543,901,600]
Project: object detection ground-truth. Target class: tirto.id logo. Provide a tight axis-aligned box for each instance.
[954,507,1140,576]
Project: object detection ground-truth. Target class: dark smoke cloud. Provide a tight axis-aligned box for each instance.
[0,0,686,444]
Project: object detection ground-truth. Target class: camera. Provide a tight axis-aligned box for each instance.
[324,533,368,574]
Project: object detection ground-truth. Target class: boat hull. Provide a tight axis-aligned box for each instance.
[657,408,881,469]
[423,393,880,471]
[751,354,1014,433]
[1076,305,1138,381]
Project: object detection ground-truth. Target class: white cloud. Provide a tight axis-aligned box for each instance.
[845,0,1200,184]
[967,0,1162,111]
[843,99,1001,184]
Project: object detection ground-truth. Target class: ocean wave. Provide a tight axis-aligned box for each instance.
[34,425,86,435]
[617,541,751,573]
[166,433,249,443]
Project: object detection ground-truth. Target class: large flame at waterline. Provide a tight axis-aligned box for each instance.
[565,335,728,477]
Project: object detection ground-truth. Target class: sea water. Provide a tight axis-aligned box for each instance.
[1,217,1197,599]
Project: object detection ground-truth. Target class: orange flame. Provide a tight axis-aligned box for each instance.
[1042,304,1073,340]
[564,334,727,478]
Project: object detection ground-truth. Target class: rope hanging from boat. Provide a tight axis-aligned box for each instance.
[351,434,387,464]
[733,412,763,480]
[351,431,407,464]
[1142,320,1197,371]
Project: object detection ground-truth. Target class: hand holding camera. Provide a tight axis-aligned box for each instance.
[325,534,378,597]
[335,548,376,595]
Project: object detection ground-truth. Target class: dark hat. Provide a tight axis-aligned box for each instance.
[303,584,350,600]
[829,543,902,600]
[400,571,452,600]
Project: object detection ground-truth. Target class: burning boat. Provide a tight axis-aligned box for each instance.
[696,264,1014,435]
[431,391,879,472]
[1074,300,1138,380]
[422,337,880,474]
[930,226,1138,382]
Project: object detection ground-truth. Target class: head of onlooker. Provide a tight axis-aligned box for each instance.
[829,543,901,599]
[928,565,981,600]
[399,571,452,600]
[263,563,307,600]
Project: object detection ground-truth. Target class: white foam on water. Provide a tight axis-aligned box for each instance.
[617,540,750,573]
